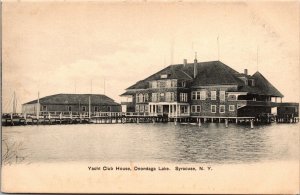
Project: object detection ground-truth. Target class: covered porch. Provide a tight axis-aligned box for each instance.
[149,102,190,118]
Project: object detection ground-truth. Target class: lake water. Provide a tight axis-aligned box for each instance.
[2,122,299,164]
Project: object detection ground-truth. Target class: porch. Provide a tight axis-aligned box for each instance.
[148,102,190,118]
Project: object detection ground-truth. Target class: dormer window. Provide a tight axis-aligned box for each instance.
[248,79,255,86]
[161,74,168,79]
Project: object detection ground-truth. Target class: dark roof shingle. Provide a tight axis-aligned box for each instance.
[122,61,283,97]
[24,94,120,105]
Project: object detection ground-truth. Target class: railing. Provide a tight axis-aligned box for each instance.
[3,111,192,119]
[237,100,279,107]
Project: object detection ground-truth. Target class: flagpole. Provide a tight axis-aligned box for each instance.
[217,35,220,60]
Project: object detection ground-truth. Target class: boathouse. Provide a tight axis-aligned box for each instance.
[120,58,299,122]
[22,93,121,115]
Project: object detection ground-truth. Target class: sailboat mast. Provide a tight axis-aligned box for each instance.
[37,91,40,118]
[88,96,91,119]
[12,91,16,113]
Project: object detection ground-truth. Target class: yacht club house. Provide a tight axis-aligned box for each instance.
[120,58,299,123]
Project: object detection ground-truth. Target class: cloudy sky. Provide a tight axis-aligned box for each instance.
[2,1,299,112]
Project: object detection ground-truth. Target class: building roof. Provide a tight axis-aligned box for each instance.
[252,71,283,97]
[123,60,283,97]
[23,94,120,105]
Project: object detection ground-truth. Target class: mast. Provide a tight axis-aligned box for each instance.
[88,96,91,119]
[217,35,220,60]
[12,91,16,113]
[103,78,106,95]
[37,91,40,119]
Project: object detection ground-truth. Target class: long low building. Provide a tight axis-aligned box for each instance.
[22,93,121,115]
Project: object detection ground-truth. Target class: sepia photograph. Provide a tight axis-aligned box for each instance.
[1,0,299,193]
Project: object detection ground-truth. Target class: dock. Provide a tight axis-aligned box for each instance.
[2,111,299,127]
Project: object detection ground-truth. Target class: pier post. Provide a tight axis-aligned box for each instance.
[174,118,177,125]
[250,119,254,129]
[24,113,27,125]
[236,118,238,124]
[198,118,201,127]
[225,118,228,128]
[59,113,62,124]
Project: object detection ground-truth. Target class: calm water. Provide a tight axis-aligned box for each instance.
[2,122,299,164]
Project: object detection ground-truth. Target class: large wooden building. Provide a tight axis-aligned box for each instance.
[120,58,298,120]
[22,94,121,115]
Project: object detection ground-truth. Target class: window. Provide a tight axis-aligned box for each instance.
[144,94,148,102]
[229,105,235,111]
[220,91,226,101]
[161,74,168,79]
[219,105,225,113]
[42,105,47,111]
[67,106,72,112]
[158,81,166,88]
[196,105,201,113]
[192,91,196,100]
[191,105,196,113]
[166,92,174,102]
[145,105,149,112]
[152,93,158,102]
[136,105,140,112]
[152,81,157,88]
[166,80,172,88]
[138,94,143,103]
[140,105,144,112]
[191,105,201,113]
[180,105,188,113]
[200,91,206,100]
[181,81,186,87]
[94,106,99,112]
[160,93,165,101]
[248,79,255,86]
[211,91,216,100]
[107,106,111,112]
[191,91,201,100]
[171,80,177,87]
[180,93,188,102]
[170,92,174,101]
[82,106,86,112]
[211,105,216,113]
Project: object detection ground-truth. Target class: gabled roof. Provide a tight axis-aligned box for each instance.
[191,61,243,86]
[126,64,193,90]
[122,60,283,97]
[23,94,120,105]
[251,71,283,97]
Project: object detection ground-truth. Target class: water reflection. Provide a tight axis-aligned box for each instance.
[2,123,299,164]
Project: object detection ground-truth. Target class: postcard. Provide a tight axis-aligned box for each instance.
[1,1,299,193]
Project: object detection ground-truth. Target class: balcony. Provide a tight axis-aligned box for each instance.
[237,100,279,108]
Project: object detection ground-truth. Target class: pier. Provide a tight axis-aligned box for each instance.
[1,111,168,126]
[2,111,298,127]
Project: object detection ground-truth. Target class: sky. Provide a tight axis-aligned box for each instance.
[2,1,299,113]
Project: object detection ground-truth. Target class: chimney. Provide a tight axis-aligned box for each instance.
[244,69,248,75]
[194,52,198,78]
[183,59,187,66]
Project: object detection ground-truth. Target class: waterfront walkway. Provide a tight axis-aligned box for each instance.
[2,111,299,127]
